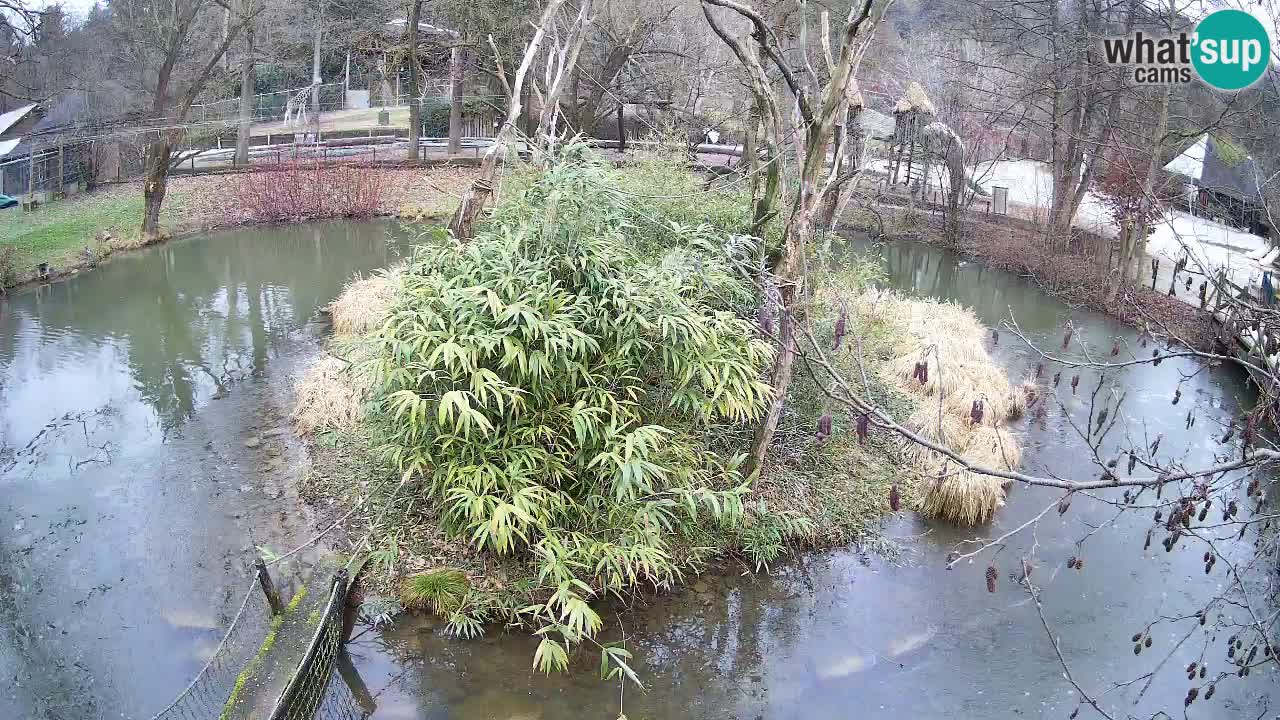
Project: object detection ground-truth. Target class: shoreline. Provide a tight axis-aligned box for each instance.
[0,164,476,294]
[846,207,1222,353]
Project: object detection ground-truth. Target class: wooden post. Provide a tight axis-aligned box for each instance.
[255,558,284,615]
[616,103,625,154]
[27,142,36,196]
[57,139,64,194]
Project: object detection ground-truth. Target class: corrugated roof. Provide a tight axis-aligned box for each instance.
[0,103,37,136]
[0,138,19,158]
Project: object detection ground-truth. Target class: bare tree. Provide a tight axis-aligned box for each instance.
[108,0,259,236]
[532,0,594,151]
[447,0,567,239]
[701,0,892,477]
[405,0,423,160]
[234,0,257,166]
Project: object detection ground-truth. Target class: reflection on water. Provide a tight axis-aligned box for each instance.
[346,236,1276,720]
[0,220,409,719]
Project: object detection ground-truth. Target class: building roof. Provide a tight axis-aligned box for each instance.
[0,138,19,158]
[33,93,87,133]
[1164,133,1265,203]
[0,103,38,137]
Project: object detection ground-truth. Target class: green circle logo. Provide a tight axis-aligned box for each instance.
[1192,9,1271,91]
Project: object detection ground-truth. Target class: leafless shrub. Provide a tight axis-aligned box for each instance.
[226,161,386,223]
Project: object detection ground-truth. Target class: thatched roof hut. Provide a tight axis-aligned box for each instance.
[892,82,936,116]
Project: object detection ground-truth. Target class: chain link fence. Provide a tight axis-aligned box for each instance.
[146,562,375,720]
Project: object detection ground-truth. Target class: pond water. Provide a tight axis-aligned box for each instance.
[1,223,1274,720]
[0,220,411,719]
[343,236,1277,719]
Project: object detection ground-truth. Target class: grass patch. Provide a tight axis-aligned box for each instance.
[0,186,143,274]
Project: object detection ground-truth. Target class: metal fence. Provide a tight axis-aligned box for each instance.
[148,563,376,720]
[0,140,97,198]
[189,84,348,124]
[268,570,365,720]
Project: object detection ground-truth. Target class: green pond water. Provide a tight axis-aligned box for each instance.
[0,220,412,718]
[0,223,1275,719]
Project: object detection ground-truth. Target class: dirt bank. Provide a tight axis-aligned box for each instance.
[851,205,1220,352]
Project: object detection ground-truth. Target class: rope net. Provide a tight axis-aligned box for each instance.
[150,578,274,720]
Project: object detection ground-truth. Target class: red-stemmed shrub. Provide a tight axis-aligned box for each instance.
[226,161,385,223]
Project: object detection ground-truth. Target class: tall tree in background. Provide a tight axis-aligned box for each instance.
[405,0,422,160]
[109,0,257,236]
[532,0,594,149]
[701,0,890,476]
[959,0,1135,246]
[448,0,582,238]
[235,0,257,165]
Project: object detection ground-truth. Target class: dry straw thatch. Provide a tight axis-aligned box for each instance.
[328,266,403,337]
[292,353,368,434]
[869,289,1023,525]
[892,81,937,116]
[294,268,404,434]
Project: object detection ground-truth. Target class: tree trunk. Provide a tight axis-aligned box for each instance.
[447,45,464,154]
[141,140,172,237]
[752,144,780,241]
[700,0,889,478]
[378,56,393,106]
[235,17,255,166]
[746,130,830,476]
[743,101,758,195]
[449,0,565,239]
[614,103,625,152]
[310,0,323,141]
[406,0,422,160]
[747,277,798,476]
[1106,86,1171,303]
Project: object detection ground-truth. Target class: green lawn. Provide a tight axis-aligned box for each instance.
[0,186,145,279]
